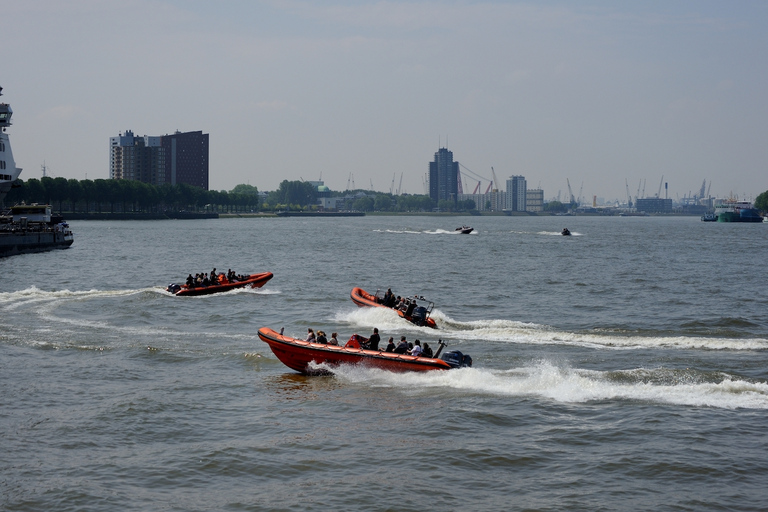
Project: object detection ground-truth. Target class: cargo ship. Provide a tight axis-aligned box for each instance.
[714,200,763,223]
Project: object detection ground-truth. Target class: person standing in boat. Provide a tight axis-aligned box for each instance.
[367,328,381,351]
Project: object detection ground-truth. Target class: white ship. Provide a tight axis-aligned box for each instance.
[0,86,23,203]
[0,86,74,257]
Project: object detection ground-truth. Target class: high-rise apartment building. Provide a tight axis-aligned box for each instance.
[110,130,209,189]
[506,175,527,211]
[428,147,459,203]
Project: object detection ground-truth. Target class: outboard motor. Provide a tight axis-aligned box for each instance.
[441,350,473,368]
[167,283,181,294]
[412,306,427,325]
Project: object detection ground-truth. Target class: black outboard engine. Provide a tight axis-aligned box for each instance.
[167,283,181,294]
[412,306,427,325]
[441,350,473,368]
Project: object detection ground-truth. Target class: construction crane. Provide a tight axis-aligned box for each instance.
[641,179,646,199]
[698,180,706,199]
[485,181,493,194]
[491,167,500,192]
[578,182,584,205]
[472,181,481,194]
[396,172,403,196]
[457,167,463,194]
[346,172,355,191]
[706,180,712,198]
[625,179,632,208]
[566,178,575,205]
[390,173,396,195]
[656,175,664,198]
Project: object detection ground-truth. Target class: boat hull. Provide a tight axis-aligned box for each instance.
[172,272,273,296]
[257,328,453,374]
[0,231,74,257]
[350,287,437,329]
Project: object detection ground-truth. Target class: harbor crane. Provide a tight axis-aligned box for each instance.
[491,167,501,193]
[625,179,632,208]
[656,175,664,198]
[472,181,481,194]
[566,178,575,205]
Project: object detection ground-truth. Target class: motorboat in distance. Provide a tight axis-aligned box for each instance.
[167,272,273,296]
[561,228,572,236]
[257,327,472,375]
[456,226,473,234]
[350,287,437,329]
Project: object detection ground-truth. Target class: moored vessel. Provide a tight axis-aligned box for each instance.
[714,200,762,223]
[0,86,74,257]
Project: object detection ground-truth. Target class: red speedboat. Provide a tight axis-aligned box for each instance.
[350,287,437,329]
[257,327,472,375]
[167,272,273,296]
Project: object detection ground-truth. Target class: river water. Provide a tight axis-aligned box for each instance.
[2,216,767,511]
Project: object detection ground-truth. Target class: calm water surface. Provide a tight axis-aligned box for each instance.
[2,216,768,511]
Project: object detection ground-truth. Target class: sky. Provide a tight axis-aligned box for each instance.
[4,0,768,202]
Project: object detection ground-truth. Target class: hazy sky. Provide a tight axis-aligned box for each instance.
[4,0,768,201]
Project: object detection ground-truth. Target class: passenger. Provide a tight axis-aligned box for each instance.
[384,337,395,352]
[405,300,417,317]
[186,274,194,287]
[305,328,316,343]
[422,342,433,358]
[202,275,210,286]
[409,340,423,356]
[383,288,393,307]
[329,333,339,346]
[210,268,217,284]
[316,330,328,344]
[368,327,381,351]
[394,336,409,354]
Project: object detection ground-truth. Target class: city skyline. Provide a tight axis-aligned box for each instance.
[4,1,768,201]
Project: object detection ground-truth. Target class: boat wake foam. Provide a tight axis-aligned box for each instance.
[373,228,476,235]
[336,307,768,351]
[330,360,768,409]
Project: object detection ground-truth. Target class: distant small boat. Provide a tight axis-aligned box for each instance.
[561,228,571,236]
[455,226,473,234]
[701,212,717,222]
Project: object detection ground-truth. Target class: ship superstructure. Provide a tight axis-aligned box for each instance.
[0,86,23,204]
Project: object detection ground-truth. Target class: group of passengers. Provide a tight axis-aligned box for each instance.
[379,288,420,317]
[185,268,247,288]
[383,335,433,357]
[305,328,339,346]
[305,326,433,357]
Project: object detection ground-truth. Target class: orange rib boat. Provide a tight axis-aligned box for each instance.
[350,287,437,329]
[167,272,273,296]
[257,327,471,375]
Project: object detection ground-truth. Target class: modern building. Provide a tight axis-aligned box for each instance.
[526,188,544,212]
[506,175,527,211]
[110,130,209,189]
[428,147,459,203]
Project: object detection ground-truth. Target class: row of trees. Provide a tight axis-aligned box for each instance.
[756,190,768,212]
[3,177,261,213]
[3,176,492,214]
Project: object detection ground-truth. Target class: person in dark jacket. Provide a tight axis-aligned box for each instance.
[384,337,395,352]
[367,327,381,350]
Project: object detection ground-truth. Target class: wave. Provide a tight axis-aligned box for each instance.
[0,286,152,311]
[329,360,768,409]
[373,228,477,235]
[335,308,768,351]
